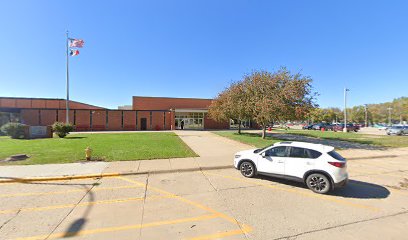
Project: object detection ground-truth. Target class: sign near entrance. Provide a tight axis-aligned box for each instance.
[29,126,52,139]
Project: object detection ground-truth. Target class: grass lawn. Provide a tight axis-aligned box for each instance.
[213,131,283,148]
[213,129,408,149]
[278,129,408,148]
[0,132,197,165]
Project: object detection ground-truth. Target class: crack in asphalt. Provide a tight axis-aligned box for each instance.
[199,171,250,240]
[44,179,101,240]
[0,209,21,231]
[139,173,149,238]
[275,210,408,240]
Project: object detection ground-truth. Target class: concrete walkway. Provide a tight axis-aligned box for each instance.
[2,130,406,181]
[0,131,252,180]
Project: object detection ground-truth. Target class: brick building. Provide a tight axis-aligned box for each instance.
[0,96,240,131]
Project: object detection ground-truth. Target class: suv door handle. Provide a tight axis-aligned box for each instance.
[278,160,284,163]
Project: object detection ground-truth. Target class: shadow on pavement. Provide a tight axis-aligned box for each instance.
[257,175,390,199]
[0,177,97,238]
[331,180,390,199]
[62,188,95,238]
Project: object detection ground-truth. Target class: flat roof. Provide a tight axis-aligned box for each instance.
[133,96,213,101]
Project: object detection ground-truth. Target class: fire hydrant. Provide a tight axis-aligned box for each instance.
[85,147,92,161]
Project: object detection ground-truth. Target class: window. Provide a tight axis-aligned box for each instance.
[307,149,322,159]
[289,147,309,158]
[265,146,287,157]
[327,151,345,161]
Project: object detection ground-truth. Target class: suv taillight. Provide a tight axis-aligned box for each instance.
[328,162,346,168]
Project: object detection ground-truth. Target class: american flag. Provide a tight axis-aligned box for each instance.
[69,39,84,48]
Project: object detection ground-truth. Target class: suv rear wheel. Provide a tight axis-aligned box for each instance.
[239,161,256,178]
[306,173,331,194]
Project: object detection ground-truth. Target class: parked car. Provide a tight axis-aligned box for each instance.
[233,141,348,194]
[386,126,408,135]
[302,124,314,130]
[333,124,359,132]
[312,123,332,131]
[374,124,388,130]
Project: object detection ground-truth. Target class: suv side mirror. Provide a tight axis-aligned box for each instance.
[261,152,266,158]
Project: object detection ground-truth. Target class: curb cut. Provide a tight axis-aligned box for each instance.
[0,165,233,184]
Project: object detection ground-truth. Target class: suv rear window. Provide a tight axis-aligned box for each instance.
[328,151,345,161]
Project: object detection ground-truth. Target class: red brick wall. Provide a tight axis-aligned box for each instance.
[92,110,106,131]
[107,111,122,130]
[21,109,39,125]
[57,110,75,124]
[31,99,46,108]
[47,100,60,108]
[0,98,16,108]
[0,98,105,110]
[151,112,164,130]
[40,110,57,125]
[123,111,136,130]
[16,99,31,108]
[165,112,172,130]
[75,110,91,131]
[133,97,213,110]
[204,114,229,129]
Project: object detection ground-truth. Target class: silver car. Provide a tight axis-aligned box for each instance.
[386,126,408,135]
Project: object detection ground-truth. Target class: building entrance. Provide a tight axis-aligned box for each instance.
[175,112,204,130]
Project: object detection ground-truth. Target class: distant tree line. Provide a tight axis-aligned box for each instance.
[308,97,408,124]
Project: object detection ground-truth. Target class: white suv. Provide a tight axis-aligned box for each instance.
[233,141,348,194]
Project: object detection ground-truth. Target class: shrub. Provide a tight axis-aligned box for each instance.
[52,122,74,138]
[1,122,27,139]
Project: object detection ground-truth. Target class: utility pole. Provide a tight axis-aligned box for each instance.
[387,107,392,126]
[364,104,368,127]
[343,88,350,132]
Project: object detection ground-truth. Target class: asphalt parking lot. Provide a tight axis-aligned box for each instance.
[1,153,408,240]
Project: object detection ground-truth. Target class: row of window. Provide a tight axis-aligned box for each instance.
[175,112,205,119]
[265,146,322,159]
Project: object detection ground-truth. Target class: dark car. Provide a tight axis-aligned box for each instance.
[312,123,332,131]
[302,124,314,130]
[333,124,359,132]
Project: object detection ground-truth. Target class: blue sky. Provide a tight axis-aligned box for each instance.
[0,0,407,109]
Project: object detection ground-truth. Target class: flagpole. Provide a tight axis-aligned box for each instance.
[66,30,70,124]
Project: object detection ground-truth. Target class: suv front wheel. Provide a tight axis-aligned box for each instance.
[306,173,331,194]
[239,161,256,178]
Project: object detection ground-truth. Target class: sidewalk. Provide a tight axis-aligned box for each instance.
[2,130,406,183]
[0,131,252,182]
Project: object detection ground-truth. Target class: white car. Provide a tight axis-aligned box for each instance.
[233,141,348,194]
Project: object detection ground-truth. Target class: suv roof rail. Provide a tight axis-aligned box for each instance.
[279,141,292,144]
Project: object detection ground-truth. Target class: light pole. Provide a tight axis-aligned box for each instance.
[364,104,368,127]
[343,88,350,132]
[387,107,392,126]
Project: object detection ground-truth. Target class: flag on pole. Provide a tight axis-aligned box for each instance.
[69,39,84,48]
[70,49,80,56]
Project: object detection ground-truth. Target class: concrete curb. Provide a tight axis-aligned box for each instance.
[0,165,233,184]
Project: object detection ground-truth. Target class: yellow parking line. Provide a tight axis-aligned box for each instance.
[188,224,252,240]
[204,172,380,212]
[15,214,219,240]
[0,195,171,215]
[0,185,143,198]
[117,176,252,236]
